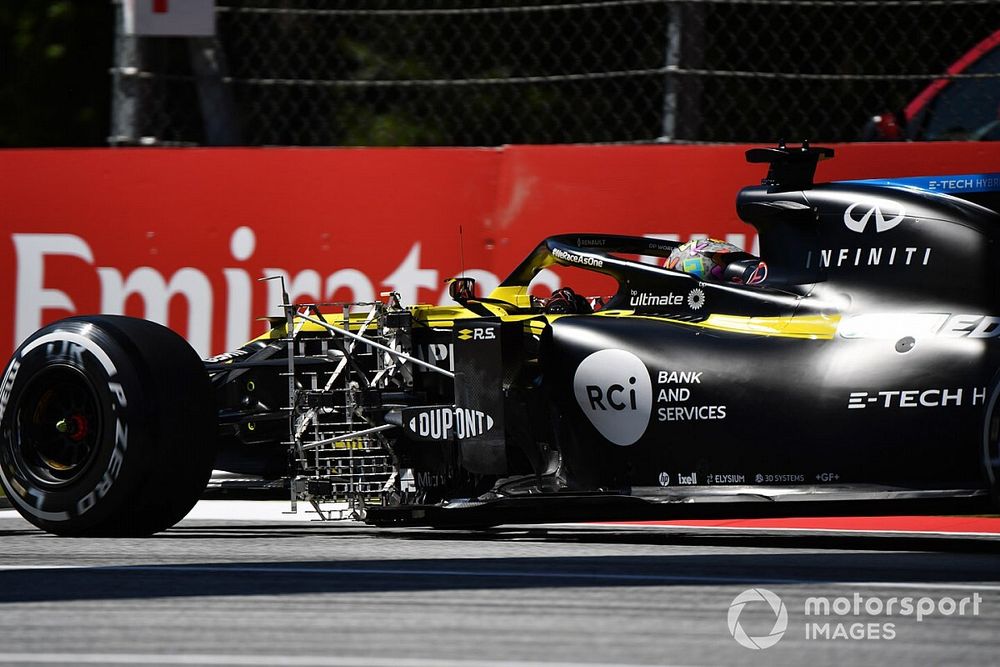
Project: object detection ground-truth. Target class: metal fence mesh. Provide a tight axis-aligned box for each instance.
[111,0,1000,146]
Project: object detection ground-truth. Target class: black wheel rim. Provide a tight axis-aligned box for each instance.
[14,366,102,487]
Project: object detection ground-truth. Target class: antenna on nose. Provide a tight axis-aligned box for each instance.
[459,225,466,278]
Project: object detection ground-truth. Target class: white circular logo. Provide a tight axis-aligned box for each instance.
[658,472,670,487]
[728,588,788,650]
[687,288,705,311]
[572,349,652,446]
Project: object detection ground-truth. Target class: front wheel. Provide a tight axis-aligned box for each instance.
[0,316,217,536]
[985,383,1000,509]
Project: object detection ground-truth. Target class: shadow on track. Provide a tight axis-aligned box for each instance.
[395,526,1000,554]
[159,521,1000,554]
[2,549,999,605]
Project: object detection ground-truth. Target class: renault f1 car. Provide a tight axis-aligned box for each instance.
[3,143,1000,536]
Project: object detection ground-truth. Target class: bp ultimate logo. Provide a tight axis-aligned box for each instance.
[572,349,652,446]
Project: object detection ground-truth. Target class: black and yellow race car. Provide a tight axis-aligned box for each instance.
[3,143,1000,536]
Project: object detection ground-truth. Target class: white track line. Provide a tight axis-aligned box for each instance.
[6,502,1000,541]
[8,505,1000,537]
[176,500,335,522]
[578,522,1000,539]
[0,654,688,667]
[0,562,997,592]
[0,501,333,523]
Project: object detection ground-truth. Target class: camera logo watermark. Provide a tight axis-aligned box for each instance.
[727,588,788,649]
[728,589,984,649]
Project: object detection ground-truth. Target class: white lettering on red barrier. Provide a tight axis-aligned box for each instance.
[12,228,504,358]
[11,228,733,358]
[13,234,93,344]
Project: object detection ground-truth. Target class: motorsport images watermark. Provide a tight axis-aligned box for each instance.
[727,588,984,649]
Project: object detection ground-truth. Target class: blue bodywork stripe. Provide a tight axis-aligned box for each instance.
[840,174,1000,194]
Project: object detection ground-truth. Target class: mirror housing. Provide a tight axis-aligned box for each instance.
[447,277,476,304]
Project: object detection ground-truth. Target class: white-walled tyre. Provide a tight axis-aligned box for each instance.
[0,316,216,536]
[985,381,1000,510]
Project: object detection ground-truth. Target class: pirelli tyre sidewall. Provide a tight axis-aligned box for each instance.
[984,375,1000,508]
[0,316,215,536]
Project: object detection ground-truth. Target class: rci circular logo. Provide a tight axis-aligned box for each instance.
[727,588,788,650]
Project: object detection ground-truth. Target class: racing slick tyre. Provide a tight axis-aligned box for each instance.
[0,316,216,536]
[985,381,1000,509]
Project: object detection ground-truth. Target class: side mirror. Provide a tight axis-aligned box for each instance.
[446,277,476,304]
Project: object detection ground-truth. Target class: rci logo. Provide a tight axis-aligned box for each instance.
[572,349,652,446]
[843,201,906,234]
[728,588,788,650]
[457,327,496,341]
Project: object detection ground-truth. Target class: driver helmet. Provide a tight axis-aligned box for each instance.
[665,238,742,281]
[665,238,768,284]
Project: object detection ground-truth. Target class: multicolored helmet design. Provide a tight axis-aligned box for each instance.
[664,239,740,281]
[665,238,768,284]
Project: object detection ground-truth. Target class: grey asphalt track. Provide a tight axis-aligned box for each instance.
[0,508,999,667]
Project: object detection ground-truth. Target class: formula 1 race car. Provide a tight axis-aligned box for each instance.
[3,143,1000,536]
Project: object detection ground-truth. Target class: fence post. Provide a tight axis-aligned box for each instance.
[661,3,681,140]
[661,2,705,142]
[110,0,145,145]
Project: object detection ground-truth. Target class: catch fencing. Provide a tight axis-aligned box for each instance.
[111,0,1000,146]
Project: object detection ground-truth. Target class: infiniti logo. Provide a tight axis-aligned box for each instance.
[843,201,906,234]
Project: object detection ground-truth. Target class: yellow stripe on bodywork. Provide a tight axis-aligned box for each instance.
[251,300,838,343]
[701,313,840,339]
[413,307,542,329]
[250,312,384,340]
[251,303,525,340]
[489,285,533,309]
[582,309,839,339]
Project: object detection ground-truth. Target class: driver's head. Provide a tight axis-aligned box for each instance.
[665,239,742,281]
[665,239,767,285]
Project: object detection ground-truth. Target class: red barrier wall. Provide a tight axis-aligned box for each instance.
[1,142,997,357]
